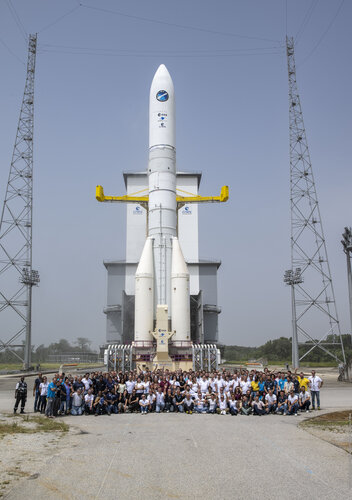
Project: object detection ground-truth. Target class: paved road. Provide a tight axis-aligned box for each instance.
[1,375,351,499]
[5,413,352,500]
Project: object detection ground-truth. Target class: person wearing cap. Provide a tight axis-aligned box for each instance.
[14,376,27,414]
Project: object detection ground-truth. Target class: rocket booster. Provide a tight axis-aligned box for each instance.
[135,64,190,343]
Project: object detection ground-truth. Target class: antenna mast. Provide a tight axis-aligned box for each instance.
[284,36,345,368]
[0,34,39,370]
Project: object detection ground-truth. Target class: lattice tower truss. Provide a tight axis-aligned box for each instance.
[0,34,39,369]
[286,36,345,365]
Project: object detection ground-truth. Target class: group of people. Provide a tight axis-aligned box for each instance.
[16,367,323,418]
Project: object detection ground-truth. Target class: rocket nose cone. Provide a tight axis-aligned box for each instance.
[154,64,170,78]
[151,64,173,87]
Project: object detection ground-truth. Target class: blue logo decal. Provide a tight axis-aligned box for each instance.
[156,90,169,102]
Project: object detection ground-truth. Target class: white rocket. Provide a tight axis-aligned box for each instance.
[134,64,190,344]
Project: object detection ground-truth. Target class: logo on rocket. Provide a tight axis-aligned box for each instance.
[156,90,169,102]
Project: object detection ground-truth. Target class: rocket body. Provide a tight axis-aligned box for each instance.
[148,65,176,318]
[134,64,190,343]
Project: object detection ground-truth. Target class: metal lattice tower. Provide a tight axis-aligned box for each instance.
[0,34,39,370]
[285,36,345,368]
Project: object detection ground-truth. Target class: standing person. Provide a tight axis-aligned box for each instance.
[33,373,42,412]
[14,376,27,414]
[45,377,57,418]
[308,370,323,410]
[53,379,61,417]
[39,376,49,413]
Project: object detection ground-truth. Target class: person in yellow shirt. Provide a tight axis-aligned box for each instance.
[251,378,259,396]
[297,371,309,390]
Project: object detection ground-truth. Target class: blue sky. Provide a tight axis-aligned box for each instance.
[0,0,351,349]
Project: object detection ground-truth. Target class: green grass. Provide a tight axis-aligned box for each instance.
[0,415,69,437]
[301,410,352,429]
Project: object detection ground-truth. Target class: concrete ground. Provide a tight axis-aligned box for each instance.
[0,373,351,499]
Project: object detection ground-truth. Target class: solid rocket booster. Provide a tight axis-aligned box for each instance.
[134,64,190,343]
[171,237,190,341]
[134,237,154,342]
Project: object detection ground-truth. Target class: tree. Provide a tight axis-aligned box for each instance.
[75,337,92,352]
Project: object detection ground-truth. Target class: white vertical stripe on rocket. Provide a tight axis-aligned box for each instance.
[134,237,154,342]
[171,237,190,342]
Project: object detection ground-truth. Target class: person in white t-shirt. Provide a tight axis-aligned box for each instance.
[135,378,145,398]
[199,376,209,396]
[84,389,94,415]
[217,394,228,415]
[265,390,277,414]
[228,394,238,415]
[207,394,217,414]
[126,377,135,395]
[139,394,149,414]
[39,376,49,414]
[308,371,323,410]
[195,391,207,413]
[287,390,299,416]
[299,387,311,413]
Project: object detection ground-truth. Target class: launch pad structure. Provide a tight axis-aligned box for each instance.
[97,65,228,372]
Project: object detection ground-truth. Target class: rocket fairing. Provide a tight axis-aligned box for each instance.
[134,64,190,343]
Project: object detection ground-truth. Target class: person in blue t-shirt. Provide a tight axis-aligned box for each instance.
[45,377,57,418]
[278,374,287,393]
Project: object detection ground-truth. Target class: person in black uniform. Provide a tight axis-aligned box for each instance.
[14,376,27,414]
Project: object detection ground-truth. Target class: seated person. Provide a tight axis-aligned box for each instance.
[287,389,299,416]
[147,391,156,412]
[275,391,287,415]
[183,393,194,414]
[128,389,140,413]
[84,389,94,415]
[207,394,217,414]
[252,395,265,416]
[71,388,84,416]
[139,394,149,414]
[216,394,229,415]
[117,389,128,413]
[165,388,175,412]
[228,394,238,415]
[94,391,110,416]
[265,390,277,414]
[194,391,207,414]
[299,386,311,413]
[155,387,165,413]
[240,395,252,415]
[173,388,184,413]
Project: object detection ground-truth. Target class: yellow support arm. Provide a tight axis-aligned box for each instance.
[96,185,229,204]
[96,185,148,203]
[176,185,229,203]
